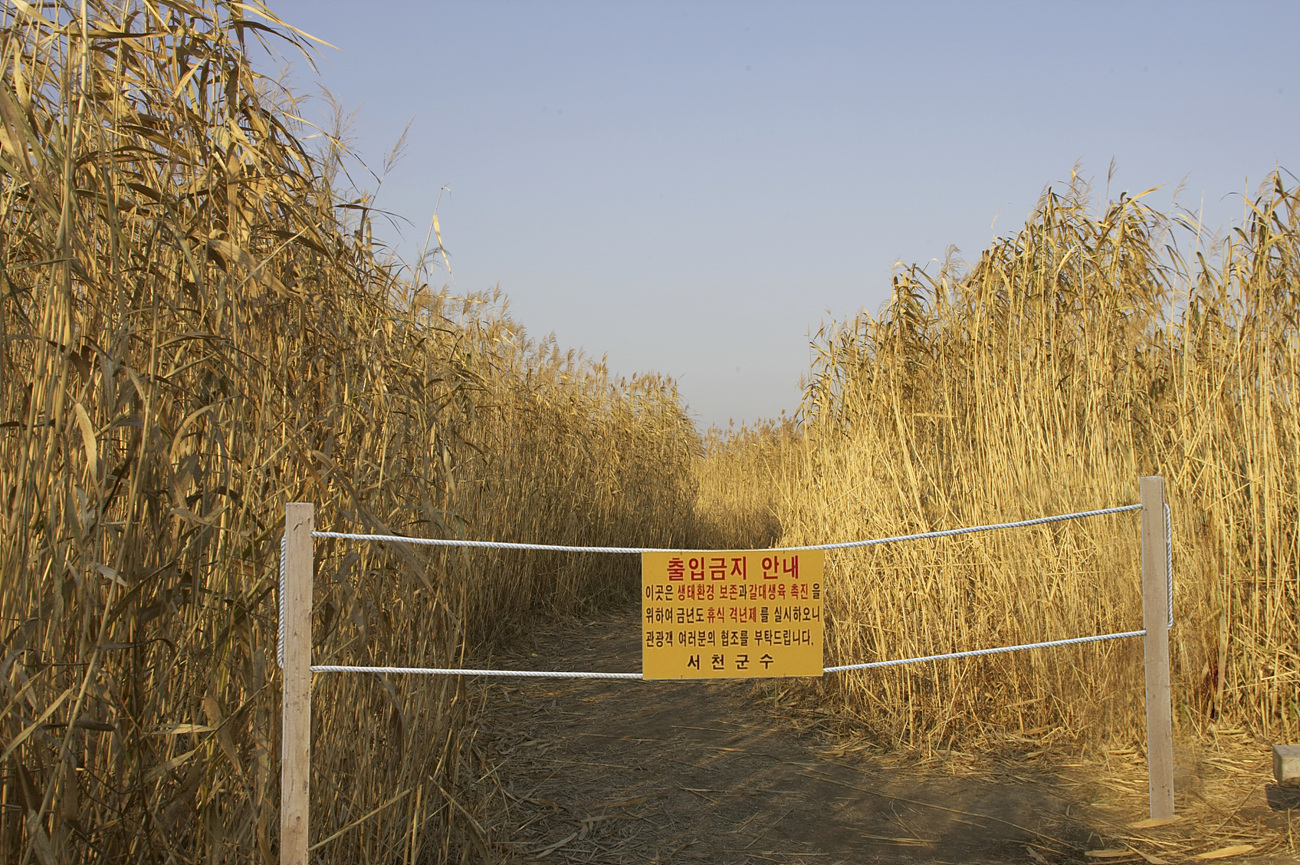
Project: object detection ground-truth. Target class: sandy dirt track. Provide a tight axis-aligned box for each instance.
[470,609,1298,864]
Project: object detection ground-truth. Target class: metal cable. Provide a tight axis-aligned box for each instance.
[311,503,1141,554]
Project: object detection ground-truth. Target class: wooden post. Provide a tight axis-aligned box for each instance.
[1140,477,1175,820]
[281,503,314,865]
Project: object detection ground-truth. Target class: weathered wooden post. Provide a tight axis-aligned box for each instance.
[1274,745,1300,786]
[281,503,314,864]
[1140,477,1174,820]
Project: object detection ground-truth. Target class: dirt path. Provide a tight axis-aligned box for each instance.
[469,609,1297,865]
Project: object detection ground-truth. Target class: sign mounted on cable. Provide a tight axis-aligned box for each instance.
[641,550,824,680]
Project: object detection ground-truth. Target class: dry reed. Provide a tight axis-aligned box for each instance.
[764,173,1299,749]
[690,418,798,552]
[4,2,1295,862]
[0,2,701,862]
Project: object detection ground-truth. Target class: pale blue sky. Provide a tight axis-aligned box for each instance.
[256,1,1298,430]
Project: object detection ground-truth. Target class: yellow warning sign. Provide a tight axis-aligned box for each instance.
[641,550,824,680]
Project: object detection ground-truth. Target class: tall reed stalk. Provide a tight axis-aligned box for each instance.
[782,174,1298,748]
[0,3,702,862]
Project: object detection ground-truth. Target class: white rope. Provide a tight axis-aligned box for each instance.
[823,629,1146,673]
[277,534,286,670]
[311,503,1141,554]
[309,629,1145,679]
[310,665,643,680]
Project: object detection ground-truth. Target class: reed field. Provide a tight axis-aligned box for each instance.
[689,418,799,552]
[765,173,1299,750]
[3,0,1298,863]
[0,2,699,862]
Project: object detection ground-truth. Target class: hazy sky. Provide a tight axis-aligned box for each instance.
[254,1,1298,430]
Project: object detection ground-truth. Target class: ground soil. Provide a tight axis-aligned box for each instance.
[468,608,1299,865]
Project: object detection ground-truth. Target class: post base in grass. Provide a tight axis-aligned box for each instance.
[1272,745,1300,786]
